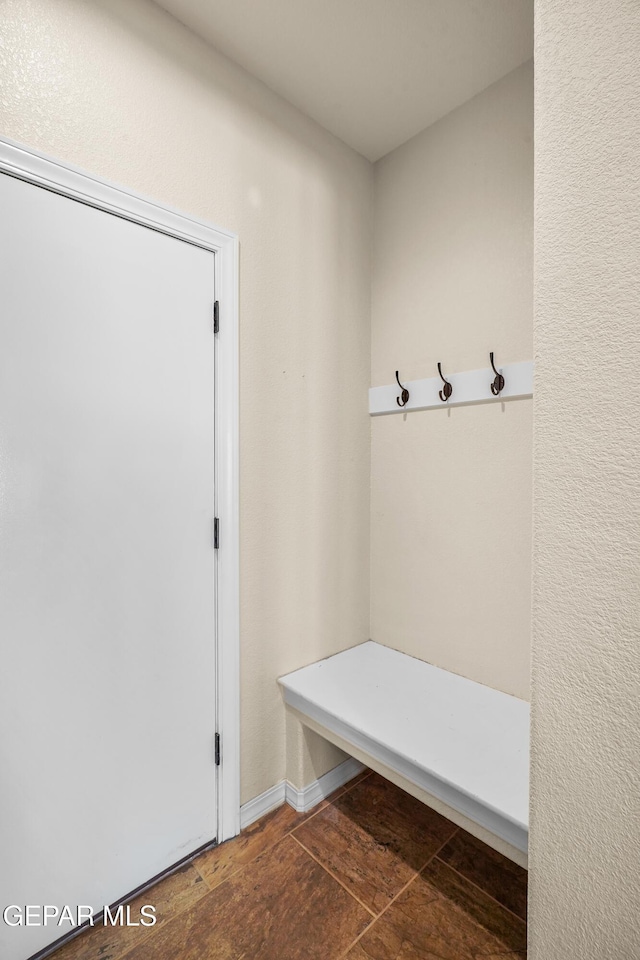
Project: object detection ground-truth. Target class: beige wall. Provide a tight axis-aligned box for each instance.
[0,0,372,803]
[370,62,533,699]
[531,0,640,956]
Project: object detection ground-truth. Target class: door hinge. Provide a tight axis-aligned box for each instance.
[213,517,219,550]
[215,732,221,766]
[213,300,219,334]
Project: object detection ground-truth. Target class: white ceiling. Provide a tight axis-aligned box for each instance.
[155,0,533,161]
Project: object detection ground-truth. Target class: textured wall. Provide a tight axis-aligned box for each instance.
[0,0,372,803]
[531,0,640,956]
[370,63,533,699]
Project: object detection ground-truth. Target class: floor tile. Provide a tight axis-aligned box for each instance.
[476,954,526,959]
[48,780,526,960]
[324,768,373,804]
[194,801,320,890]
[292,772,456,914]
[124,835,372,960]
[437,829,528,919]
[344,858,527,960]
[50,861,209,960]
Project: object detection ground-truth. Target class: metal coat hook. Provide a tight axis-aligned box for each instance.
[395,370,410,407]
[490,352,505,396]
[437,362,452,402]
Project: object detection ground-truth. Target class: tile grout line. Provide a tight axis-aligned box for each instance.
[111,858,226,960]
[293,770,374,827]
[317,769,373,807]
[432,855,528,927]
[140,775,376,956]
[93,776,376,960]
[87,911,171,960]
[337,826,460,959]
[282,771,374,849]
[193,770,374,891]
[52,783,522,960]
[51,866,213,960]
[416,825,461,873]
[102,780,376,960]
[193,856,239,893]
[290,834,378,920]
[335,871,422,960]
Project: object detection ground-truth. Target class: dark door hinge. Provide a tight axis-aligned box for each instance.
[215,733,221,766]
[213,300,219,334]
[213,517,219,550]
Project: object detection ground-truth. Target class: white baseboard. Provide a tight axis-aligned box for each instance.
[284,757,365,813]
[239,781,287,830]
[240,757,366,830]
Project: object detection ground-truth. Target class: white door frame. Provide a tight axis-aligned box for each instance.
[0,135,240,845]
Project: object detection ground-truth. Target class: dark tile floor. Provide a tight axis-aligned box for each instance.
[50,770,527,960]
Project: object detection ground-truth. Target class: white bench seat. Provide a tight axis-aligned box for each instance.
[279,641,529,867]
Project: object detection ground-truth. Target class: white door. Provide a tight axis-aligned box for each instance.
[0,171,217,960]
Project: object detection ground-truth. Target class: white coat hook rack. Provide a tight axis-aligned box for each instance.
[369,357,533,416]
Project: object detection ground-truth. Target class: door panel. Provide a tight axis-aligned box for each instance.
[0,172,216,960]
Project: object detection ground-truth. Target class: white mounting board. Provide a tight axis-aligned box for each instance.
[369,360,533,415]
[279,641,529,858]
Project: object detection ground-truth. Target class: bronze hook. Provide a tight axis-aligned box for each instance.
[437,362,452,402]
[490,352,505,396]
[395,370,410,407]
